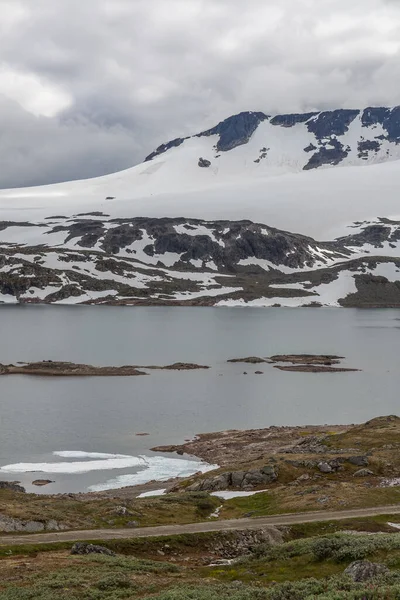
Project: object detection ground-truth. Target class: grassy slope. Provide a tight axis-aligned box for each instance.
[3,519,400,598]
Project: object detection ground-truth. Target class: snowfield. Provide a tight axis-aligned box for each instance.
[0,106,400,307]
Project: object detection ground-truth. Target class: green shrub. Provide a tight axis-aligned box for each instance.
[311,537,345,561]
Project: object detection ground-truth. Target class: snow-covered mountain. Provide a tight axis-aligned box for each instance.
[1,106,400,307]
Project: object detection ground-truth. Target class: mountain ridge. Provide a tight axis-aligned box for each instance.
[0,104,400,306]
[144,106,400,172]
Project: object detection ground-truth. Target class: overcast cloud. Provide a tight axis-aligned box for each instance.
[0,0,400,188]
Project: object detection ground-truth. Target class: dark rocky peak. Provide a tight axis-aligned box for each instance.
[145,137,187,162]
[306,109,360,139]
[303,138,349,171]
[337,221,392,248]
[196,111,268,152]
[361,107,391,127]
[361,106,400,143]
[270,112,318,127]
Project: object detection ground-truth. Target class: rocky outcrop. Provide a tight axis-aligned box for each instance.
[344,560,388,582]
[274,364,359,373]
[0,361,147,377]
[197,111,268,152]
[145,137,187,162]
[0,481,25,493]
[32,480,54,486]
[0,360,209,377]
[198,158,211,168]
[269,354,359,373]
[211,527,283,559]
[71,543,116,557]
[0,514,67,533]
[269,354,344,365]
[186,465,278,492]
[227,357,267,364]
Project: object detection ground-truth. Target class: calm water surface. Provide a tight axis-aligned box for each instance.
[0,306,399,493]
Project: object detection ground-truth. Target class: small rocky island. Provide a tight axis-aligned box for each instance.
[0,355,359,376]
[0,360,210,376]
[228,354,359,372]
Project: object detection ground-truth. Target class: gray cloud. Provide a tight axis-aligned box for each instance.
[0,0,400,187]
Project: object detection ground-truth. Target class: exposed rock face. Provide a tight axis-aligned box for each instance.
[145,137,186,161]
[306,109,360,138]
[186,465,278,492]
[146,106,400,169]
[0,514,67,533]
[71,543,116,557]
[197,111,268,152]
[198,157,211,168]
[344,560,388,582]
[211,527,283,559]
[270,112,318,127]
[1,214,400,307]
[0,481,25,493]
[303,138,349,170]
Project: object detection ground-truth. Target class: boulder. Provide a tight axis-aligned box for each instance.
[242,470,268,488]
[71,543,116,557]
[187,465,278,492]
[231,471,246,488]
[318,462,333,474]
[198,157,211,168]
[353,468,374,477]
[348,456,369,467]
[260,465,278,481]
[208,474,230,491]
[344,560,388,582]
[113,506,129,516]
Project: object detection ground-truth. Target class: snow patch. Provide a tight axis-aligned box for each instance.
[137,489,167,498]
[211,490,267,499]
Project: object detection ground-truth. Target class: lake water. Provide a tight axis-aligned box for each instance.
[0,306,399,494]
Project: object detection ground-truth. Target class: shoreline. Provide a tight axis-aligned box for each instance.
[81,421,354,499]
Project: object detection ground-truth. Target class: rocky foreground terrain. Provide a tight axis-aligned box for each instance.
[2,416,400,598]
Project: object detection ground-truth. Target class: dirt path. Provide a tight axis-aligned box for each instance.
[2,505,400,546]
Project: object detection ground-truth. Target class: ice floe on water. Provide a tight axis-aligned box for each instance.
[88,455,217,492]
[54,451,131,460]
[0,452,146,474]
[0,451,217,492]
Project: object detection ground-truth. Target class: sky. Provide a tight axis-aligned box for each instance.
[0,0,400,188]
